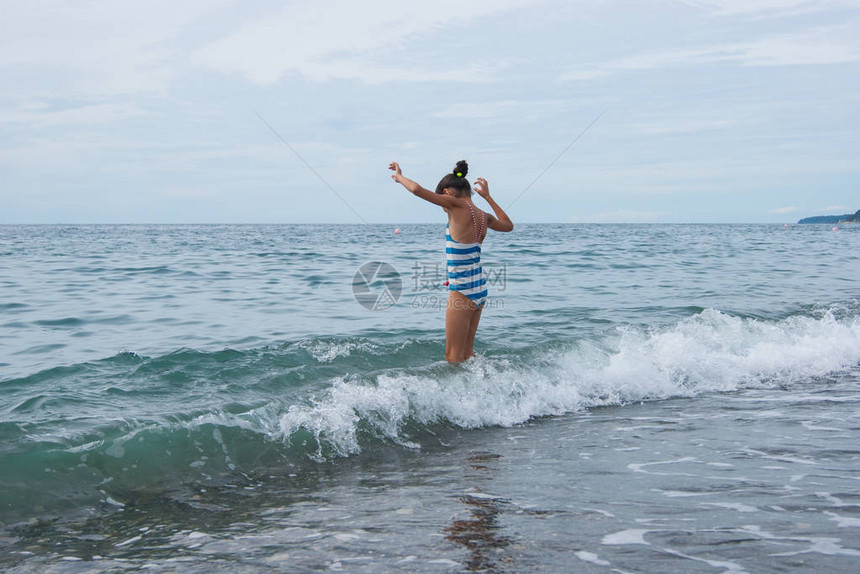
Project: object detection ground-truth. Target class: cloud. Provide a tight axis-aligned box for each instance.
[563,23,860,80]
[629,119,731,135]
[435,101,530,120]
[2,1,859,223]
[191,0,535,84]
[0,133,148,170]
[681,0,860,18]
[159,185,216,200]
[737,26,860,66]
[0,102,150,127]
[0,1,230,98]
[768,206,800,214]
[432,99,580,121]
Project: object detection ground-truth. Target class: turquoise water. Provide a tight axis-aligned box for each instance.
[1,223,859,572]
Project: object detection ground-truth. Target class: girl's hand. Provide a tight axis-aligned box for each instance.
[389,162,404,183]
[473,177,490,199]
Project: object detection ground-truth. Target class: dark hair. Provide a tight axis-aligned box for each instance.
[435,160,471,196]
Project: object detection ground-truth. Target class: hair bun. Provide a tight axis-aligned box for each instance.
[453,160,468,178]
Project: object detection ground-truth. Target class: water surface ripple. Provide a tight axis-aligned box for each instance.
[1,223,859,572]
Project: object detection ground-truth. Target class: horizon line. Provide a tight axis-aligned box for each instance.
[0,221,822,226]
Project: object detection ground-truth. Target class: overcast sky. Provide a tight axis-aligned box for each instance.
[1,0,858,224]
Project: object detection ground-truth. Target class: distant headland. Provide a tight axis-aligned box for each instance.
[798,209,860,224]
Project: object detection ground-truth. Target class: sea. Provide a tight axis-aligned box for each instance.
[1,223,859,573]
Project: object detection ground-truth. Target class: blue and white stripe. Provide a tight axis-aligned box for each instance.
[446,224,487,308]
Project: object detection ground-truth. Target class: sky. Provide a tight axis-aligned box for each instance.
[1,0,859,224]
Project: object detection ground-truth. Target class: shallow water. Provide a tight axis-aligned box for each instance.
[1,223,859,572]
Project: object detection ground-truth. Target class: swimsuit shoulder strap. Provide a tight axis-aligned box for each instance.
[480,209,486,242]
[466,201,480,244]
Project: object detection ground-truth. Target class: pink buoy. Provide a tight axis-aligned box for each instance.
[832,226,839,231]
[394,228,401,235]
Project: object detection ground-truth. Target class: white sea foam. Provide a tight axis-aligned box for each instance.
[602,529,651,545]
[824,511,860,528]
[701,502,758,513]
[662,548,748,573]
[741,524,860,557]
[277,309,860,458]
[298,338,381,363]
[575,551,611,565]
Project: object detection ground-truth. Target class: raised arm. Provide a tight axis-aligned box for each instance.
[473,177,514,232]
[389,162,458,209]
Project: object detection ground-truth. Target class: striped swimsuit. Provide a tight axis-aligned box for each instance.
[445,202,487,308]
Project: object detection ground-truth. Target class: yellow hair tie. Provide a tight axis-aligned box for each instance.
[456,172,463,177]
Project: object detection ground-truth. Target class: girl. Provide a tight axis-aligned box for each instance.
[389,160,514,362]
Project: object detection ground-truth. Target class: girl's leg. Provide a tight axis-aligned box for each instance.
[445,291,476,362]
[465,305,483,358]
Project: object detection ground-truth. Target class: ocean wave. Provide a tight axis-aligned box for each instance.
[1,307,858,523]
[276,307,860,459]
